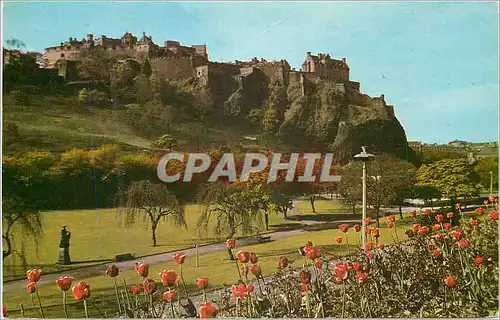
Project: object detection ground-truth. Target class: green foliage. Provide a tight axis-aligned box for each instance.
[154,134,179,150]
[78,88,89,104]
[417,158,481,198]
[262,106,280,133]
[474,156,498,191]
[246,108,264,128]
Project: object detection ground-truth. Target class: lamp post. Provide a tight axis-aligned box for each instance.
[354,146,375,249]
[490,171,493,196]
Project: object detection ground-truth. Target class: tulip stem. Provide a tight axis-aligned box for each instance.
[83,299,89,319]
[112,277,122,315]
[203,287,207,303]
[62,291,69,318]
[122,278,132,311]
[34,284,45,319]
[30,294,42,318]
[19,303,25,318]
[235,259,243,281]
[179,264,190,299]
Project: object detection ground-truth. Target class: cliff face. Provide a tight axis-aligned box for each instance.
[189,66,411,164]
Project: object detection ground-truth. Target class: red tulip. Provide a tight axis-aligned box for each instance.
[488,211,498,220]
[435,214,443,223]
[451,230,463,241]
[314,259,324,269]
[432,249,441,257]
[489,195,495,203]
[470,218,477,225]
[27,269,42,283]
[334,235,343,244]
[143,279,157,294]
[304,246,321,260]
[72,281,91,301]
[475,256,484,264]
[433,233,445,241]
[105,265,119,277]
[173,252,186,264]
[27,282,36,294]
[247,283,255,293]
[278,256,289,269]
[444,275,457,288]
[376,243,384,250]
[364,241,373,251]
[249,253,258,264]
[226,239,236,249]
[250,264,262,277]
[159,270,177,286]
[197,277,209,289]
[352,262,362,272]
[135,262,149,278]
[366,251,374,259]
[419,226,429,235]
[163,290,177,302]
[387,215,395,223]
[458,239,468,249]
[386,222,393,229]
[231,283,248,298]
[356,272,368,284]
[409,211,416,217]
[424,209,432,216]
[455,203,461,211]
[443,222,451,230]
[412,224,420,232]
[130,284,142,295]
[371,228,380,237]
[432,224,440,232]
[339,224,349,233]
[475,207,485,215]
[199,301,217,318]
[362,217,371,226]
[56,276,73,291]
[236,251,250,263]
[446,212,454,219]
[353,224,361,232]
[334,262,349,281]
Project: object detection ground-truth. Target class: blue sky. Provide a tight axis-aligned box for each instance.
[2,1,499,143]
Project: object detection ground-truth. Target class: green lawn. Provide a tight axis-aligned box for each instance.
[3,215,413,318]
[294,199,352,215]
[3,204,299,281]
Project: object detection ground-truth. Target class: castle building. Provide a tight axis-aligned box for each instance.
[301,52,350,83]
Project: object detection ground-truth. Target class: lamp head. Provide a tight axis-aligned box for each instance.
[354,146,375,162]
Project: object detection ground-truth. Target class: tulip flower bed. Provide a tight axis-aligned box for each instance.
[3,202,498,318]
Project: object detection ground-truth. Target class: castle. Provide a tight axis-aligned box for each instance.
[43,31,358,87]
[42,31,395,116]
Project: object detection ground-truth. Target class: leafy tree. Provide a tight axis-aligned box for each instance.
[77,48,127,83]
[2,196,43,260]
[416,158,481,203]
[196,183,268,245]
[246,109,264,128]
[120,180,186,247]
[474,156,498,192]
[262,106,280,134]
[339,155,416,226]
[5,38,26,50]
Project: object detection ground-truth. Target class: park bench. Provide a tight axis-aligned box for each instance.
[114,253,134,262]
[257,235,272,243]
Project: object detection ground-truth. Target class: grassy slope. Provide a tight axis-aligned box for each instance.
[3,214,414,318]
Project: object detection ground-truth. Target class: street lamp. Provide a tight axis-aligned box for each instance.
[354,146,375,249]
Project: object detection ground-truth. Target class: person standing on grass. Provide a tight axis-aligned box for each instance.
[58,226,71,265]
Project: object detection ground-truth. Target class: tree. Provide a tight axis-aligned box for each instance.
[5,38,26,50]
[2,195,43,260]
[339,156,416,226]
[196,183,268,243]
[120,180,186,247]
[416,158,481,203]
[154,134,179,150]
[474,156,498,192]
